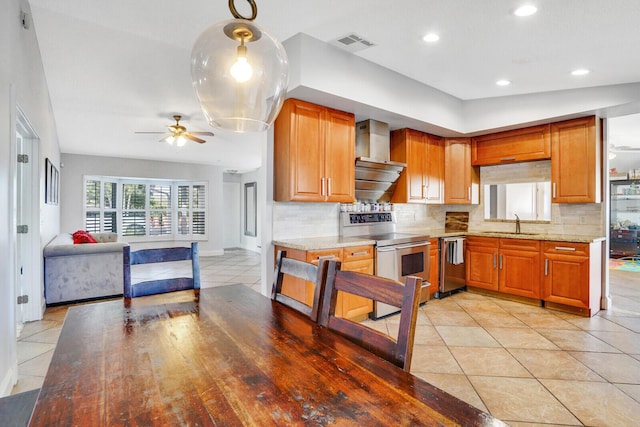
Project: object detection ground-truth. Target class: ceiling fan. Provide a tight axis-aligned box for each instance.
[135,115,214,146]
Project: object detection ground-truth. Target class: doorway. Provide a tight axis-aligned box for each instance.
[607,114,640,315]
[14,107,41,332]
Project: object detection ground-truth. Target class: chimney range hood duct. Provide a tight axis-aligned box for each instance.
[355,120,406,202]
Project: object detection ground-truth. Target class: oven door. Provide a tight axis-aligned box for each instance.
[374,241,430,319]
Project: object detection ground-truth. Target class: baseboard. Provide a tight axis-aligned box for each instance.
[0,366,17,398]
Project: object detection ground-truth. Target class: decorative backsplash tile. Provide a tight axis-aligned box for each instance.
[272,159,605,241]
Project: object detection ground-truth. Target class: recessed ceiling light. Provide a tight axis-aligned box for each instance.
[571,68,590,76]
[496,79,511,86]
[514,5,538,17]
[423,33,440,43]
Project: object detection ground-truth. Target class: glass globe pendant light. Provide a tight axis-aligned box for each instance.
[191,0,289,132]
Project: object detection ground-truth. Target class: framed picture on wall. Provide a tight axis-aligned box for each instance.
[45,158,59,205]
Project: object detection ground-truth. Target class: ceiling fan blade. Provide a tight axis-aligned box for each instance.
[189,131,215,136]
[184,134,206,144]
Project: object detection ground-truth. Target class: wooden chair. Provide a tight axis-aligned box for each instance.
[123,242,200,299]
[271,250,329,322]
[318,260,422,371]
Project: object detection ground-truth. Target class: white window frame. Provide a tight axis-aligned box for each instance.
[83,176,208,242]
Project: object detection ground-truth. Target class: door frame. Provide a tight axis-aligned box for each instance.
[11,102,43,325]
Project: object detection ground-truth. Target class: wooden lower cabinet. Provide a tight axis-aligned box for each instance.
[340,246,374,319]
[499,239,541,299]
[542,241,602,316]
[465,237,499,291]
[274,245,373,320]
[466,236,541,299]
[428,238,439,297]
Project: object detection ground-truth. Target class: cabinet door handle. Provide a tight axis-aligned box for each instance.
[554,246,576,251]
[316,255,336,260]
[552,182,557,198]
[544,259,549,276]
[500,157,516,162]
[321,177,326,196]
[328,177,332,196]
[499,254,503,270]
[493,254,497,269]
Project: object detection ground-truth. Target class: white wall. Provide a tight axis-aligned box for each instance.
[222,180,241,249]
[60,153,225,256]
[1,0,61,396]
[284,34,640,137]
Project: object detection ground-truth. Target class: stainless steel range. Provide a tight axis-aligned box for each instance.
[340,211,431,319]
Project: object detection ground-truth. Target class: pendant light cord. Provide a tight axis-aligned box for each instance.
[229,0,257,21]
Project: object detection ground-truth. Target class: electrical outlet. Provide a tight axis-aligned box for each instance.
[579,216,587,225]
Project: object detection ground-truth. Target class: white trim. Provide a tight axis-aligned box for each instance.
[0,366,18,397]
[83,176,209,242]
[17,105,43,323]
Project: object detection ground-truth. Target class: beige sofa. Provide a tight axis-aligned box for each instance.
[43,232,129,304]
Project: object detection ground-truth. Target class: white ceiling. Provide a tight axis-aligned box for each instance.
[28,0,640,171]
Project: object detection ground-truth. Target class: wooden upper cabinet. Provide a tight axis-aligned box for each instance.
[471,124,551,166]
[551,116,601,203]
[325,108,357,202]
[274,98,355,202]
[390,128,444,204]
[444,138,479,204]
[425,135,444,203]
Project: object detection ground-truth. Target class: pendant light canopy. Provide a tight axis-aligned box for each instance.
[191,0,289,133]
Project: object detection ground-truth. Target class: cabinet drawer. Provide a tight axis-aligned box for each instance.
[542,241,589,256]
[342,245,373,262]
[306,249,342,264]
[466,236,499,248]
[500,238,540,252]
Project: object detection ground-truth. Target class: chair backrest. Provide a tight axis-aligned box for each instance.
[123,242,200,299]
[318,260,422,371]
[271,250,328,322]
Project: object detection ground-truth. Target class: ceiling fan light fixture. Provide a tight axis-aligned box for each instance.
[176,136,187,147]
[190,0,289,133]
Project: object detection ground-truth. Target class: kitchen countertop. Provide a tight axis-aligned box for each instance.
[273,231,605,251]
[414,229,605,244]
[273,236,376,251]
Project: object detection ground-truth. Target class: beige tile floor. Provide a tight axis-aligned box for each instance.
[13,250,640,426]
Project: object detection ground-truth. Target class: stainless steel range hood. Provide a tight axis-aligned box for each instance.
[355,120,406,202]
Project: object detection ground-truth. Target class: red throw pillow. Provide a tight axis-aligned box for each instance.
[72,230,97,244]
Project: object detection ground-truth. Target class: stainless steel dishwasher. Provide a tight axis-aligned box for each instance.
[435,237,467,298]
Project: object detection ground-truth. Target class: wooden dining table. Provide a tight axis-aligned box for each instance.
[29,284,506,426]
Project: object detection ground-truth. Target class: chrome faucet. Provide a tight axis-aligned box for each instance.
[515,214,521,234]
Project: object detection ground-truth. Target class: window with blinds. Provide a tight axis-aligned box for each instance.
[84,177,207,240]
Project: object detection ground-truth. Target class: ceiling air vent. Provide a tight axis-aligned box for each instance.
[331,33,376,53]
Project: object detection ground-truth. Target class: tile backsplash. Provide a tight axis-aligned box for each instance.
[273,200,604,240]
[272,160,605,240]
